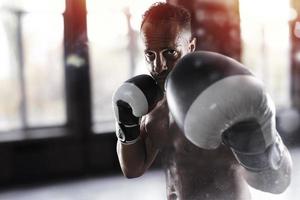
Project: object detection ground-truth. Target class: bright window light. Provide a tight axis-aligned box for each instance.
[239,0,291,108]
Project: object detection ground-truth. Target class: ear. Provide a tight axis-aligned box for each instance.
[189,37,197,52]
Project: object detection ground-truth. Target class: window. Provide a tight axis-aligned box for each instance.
[87,0,157,133]
[23,14,65,127]
[239,0,291,109]
[0,11,21,131]
[0,0,119,183]
[0,1,66,134]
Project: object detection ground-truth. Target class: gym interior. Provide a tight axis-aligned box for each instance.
[0,0,300,199]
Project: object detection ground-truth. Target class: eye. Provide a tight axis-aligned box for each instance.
[145,51,155,62]
[163,49,179,59]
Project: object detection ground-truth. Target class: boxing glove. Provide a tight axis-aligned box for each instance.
[112,74,163,145]
[165,51,287,171]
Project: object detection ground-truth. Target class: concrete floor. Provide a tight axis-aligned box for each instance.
[0,148,300,200]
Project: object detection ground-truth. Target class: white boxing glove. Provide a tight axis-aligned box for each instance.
[166,51,292,193]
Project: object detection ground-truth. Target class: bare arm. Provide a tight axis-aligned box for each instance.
[117,97,169,178]
[116,120,159,178]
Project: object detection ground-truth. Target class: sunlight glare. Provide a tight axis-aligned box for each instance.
[239,0,290,25]
[0,0,65,12]
[239,0,291,107]
[0,19,10,80]
[86,0,157,47]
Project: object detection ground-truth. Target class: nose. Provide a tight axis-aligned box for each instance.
[153,53,167,74]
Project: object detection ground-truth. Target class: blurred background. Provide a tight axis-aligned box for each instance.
[0,0,300,199]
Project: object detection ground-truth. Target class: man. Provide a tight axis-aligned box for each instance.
[113,2,291,200]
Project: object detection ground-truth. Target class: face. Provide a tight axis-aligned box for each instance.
[141,20,196,90]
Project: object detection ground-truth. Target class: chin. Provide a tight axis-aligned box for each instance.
[158,81,166,92]
[152,75,166,91]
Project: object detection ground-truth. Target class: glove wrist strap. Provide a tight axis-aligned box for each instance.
[231,135,285,172]
[116,122,141,145]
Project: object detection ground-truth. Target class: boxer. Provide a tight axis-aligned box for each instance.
[112,3,292,200]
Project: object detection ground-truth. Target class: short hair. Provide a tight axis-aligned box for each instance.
[141,2,191,32]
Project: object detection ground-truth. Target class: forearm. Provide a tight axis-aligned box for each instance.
[116,136,159,178]
[117,139,147,178]
[242,146,292,194]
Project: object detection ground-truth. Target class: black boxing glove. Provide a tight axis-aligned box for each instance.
[112,74,163,144]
